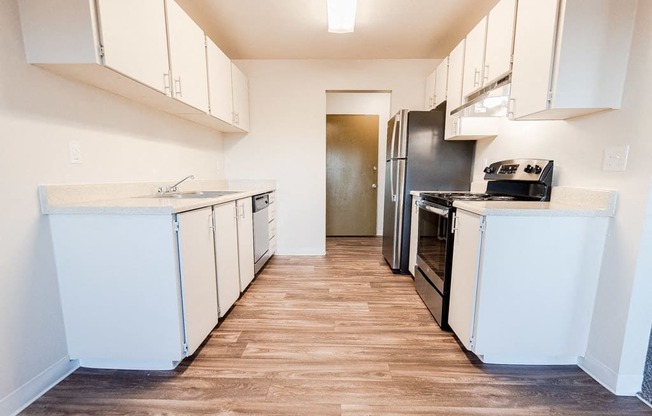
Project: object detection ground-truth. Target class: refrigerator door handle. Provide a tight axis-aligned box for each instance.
[389,161,395,201]
[389,116,399,159]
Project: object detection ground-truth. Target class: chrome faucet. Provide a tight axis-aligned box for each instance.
[158,175,195,194]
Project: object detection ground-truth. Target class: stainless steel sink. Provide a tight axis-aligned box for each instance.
[143,190,241,199]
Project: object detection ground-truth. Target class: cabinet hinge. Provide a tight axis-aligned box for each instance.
[98,44,105,58]
[182,342,189,355]
[479,219,486,233]
[469,336,475,348]
[510,54,514,64]
[451,213,458,234]
[217,306,222,315]
[547,90,553,103]
[173,220,180,232]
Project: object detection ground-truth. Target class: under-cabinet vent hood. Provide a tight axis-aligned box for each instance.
[445,75,510,141]
[451,74,511,118]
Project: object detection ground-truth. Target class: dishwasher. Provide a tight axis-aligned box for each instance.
[252,193,270,274]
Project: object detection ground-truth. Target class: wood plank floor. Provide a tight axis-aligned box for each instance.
[23,237,651,415]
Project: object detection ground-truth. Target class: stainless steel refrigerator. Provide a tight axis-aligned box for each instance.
[382,105,475,273]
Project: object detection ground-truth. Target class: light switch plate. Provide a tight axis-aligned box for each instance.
[603,145,629,172]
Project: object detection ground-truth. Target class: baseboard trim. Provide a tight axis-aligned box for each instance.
[579,354,643,396]
[0,356,79,416]
[636,393,652,408]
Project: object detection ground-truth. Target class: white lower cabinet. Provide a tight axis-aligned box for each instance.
[176,208,220,355]
[268,191,277,256]
[236,197,255,292]
[212,202,241,317]
[49,207,219,370]
[449,208,610,364]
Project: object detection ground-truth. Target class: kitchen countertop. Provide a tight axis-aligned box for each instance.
[39,179,276,215]
[453,186,617,217]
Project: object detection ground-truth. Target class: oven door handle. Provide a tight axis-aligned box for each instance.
[416,201,449,218]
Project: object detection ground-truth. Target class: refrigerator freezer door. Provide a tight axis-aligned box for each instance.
[382,159,407,270]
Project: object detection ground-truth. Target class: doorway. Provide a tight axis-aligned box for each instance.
[326,114,379,236]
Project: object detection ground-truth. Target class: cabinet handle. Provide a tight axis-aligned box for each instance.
[473,68,481,87]
[163,72,171,96]
[174,77,183,97]
[208,213,215,231]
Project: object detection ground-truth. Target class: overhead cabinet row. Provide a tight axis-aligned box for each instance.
[430,0,637,141]
[18,0,249,132]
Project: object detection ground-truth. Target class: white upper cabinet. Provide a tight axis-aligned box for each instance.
[424,69,436,110]
[96,0,170,95]
[18,0,250,133]
[509,0,637,120]
[462,17,487,98]
[483,0,517,85]
[231,63,250,132]
[461,0,517,99]
[206,37,234,124]
[165,0,209,113]
[434,57,448,108]
[446,40,466,116]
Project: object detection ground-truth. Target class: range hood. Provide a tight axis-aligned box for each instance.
[445,75,510,141]
[451,74,511,117]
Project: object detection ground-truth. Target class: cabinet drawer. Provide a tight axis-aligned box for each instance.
[269,235,277,255]
[268,218,277,239]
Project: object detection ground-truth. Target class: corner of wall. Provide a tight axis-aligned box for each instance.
[0,357,79,416]
[579,354,643,396]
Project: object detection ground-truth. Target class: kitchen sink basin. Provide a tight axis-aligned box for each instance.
[144,190,241,199]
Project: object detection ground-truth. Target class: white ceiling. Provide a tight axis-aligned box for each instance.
[175,0,499,59]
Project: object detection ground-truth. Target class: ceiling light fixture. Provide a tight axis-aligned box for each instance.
[327,0,357,33]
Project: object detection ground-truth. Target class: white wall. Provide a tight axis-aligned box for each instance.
[0,1,225,413]
[326,92,392,236]
[471,2,652,395]
[224,59,437,254]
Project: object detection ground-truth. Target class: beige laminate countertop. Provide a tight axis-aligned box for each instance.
[411,186,618,217]
[39,180,276,215]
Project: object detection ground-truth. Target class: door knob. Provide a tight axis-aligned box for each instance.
[371,184,377,189]
[372,166,377,171]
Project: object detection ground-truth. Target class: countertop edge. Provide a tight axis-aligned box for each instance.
[40,181,276,215]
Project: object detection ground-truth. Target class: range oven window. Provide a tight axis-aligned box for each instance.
[417,204,449,282]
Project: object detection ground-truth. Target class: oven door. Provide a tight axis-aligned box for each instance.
[416,201,451,295]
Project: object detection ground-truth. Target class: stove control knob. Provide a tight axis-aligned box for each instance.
[524,164,534,173]
[483,166,495,174]
[534,165,543,174]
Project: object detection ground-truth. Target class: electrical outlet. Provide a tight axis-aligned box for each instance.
[69,141,82,164]
[603,145,629,172]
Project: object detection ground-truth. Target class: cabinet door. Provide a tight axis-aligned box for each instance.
[483,0,517,84]
[165,0,209,112]
[408,196,420,276]
[424,69,436,110]
[231,63,250,131]
[236,197,255,291]
[448,210,484,350]
[176,207,218,356]
[97,0,170,94]
[445,40,465,140]
[434,58,448,108]
[462,17,487,98]
[206,36,234,124]
[509,0,559,119]
[213,202,241,317]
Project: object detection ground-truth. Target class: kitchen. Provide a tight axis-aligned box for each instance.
[1,0,652,414]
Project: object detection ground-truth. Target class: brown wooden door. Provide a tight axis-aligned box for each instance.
[326,114,379,236]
